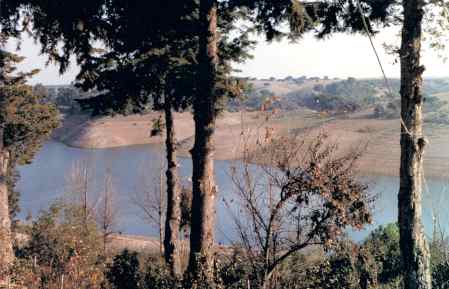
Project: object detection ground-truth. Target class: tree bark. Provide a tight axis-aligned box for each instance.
[163,97,182,278]
[398,0,432,287]
[0,129,13,272]
[187,0,218,283]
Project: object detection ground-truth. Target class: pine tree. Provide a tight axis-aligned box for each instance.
[65,2,252,278]
[79,52,197,278]
[0,49,59,271]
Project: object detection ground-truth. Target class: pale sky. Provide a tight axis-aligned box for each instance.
[6,26,449,85]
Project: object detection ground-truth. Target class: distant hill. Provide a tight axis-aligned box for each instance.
[231,77,449,123]
[40,77,449,124]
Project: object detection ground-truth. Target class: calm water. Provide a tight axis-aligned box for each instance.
[16,140,449,243]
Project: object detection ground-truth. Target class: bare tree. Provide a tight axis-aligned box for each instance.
[132,160,166,256]
[96,168,119,254]
[64,159,95,227]
[227,132,373,289]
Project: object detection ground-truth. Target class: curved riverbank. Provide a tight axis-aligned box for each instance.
[52,111,449,179]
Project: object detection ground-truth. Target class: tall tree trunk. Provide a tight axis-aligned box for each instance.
[163,97,182,278]
[0,128,13,272]
[398,0,431,287]
[187,0,218,283]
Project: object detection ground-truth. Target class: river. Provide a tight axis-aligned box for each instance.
[16,140,449,243]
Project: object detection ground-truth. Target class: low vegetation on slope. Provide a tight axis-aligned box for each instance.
[231,77,449,120]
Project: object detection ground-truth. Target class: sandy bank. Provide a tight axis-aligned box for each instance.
[52,110,449,179]
[53,110,315,160]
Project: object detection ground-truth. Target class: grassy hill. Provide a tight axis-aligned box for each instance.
[234,77,449,121]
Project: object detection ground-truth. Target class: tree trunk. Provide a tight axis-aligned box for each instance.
[0,131,13,271]
[159,168,164,257]
[163,98,182,278]
[187,0,218,283]
[398,0,431,286]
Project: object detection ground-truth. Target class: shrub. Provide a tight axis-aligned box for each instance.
[362,223,402,284]
[432,261,449,289]
[10,201,105,289]
[107,250,141,289]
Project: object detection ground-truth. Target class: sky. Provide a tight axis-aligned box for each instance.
[6,26,449,85]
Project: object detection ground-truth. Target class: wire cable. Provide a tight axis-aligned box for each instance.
[356,0,413,137]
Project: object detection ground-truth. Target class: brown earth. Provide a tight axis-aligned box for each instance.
[53,109,449,179]
[13,231,164,255]
[53,108,322,160]
[53,113,193,149]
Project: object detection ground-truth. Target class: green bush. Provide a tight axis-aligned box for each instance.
[11,201,105,289]
[362,223,402,284]
[433,261,449,289]
[107,250,142,289]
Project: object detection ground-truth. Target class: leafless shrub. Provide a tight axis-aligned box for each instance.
[64,159,96,227]
[64,159,119,256]
[131,159,166,256]
[96,169,119,254]
[226,132,373,289]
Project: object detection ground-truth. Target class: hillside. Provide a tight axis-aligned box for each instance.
[51,76,449,178]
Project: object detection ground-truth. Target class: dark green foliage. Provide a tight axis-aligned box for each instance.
[300,225,402,289]
[0,49,59,224]
[362,223,402,284]
[430,225,449,289]
[223,0,397,41]
[432,261,449,289]
[72,1,255,118]
[303,93,364,113]
[323,78,378,100]
[286,78,379,113]
[217,262,250,289]
[1,0,398,50]
[304,241,361,289]
[2,85,59,164]
[107,250,141,289]
[19,201,104,288]
[326,224,449,288]
[0,50,59,165]
[180,186,193,230]
[143,260,179,289]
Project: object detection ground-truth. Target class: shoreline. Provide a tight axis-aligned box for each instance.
[48,137,449,181]
[51,111,449,180]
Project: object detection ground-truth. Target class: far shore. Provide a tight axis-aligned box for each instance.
[52,111,449,179]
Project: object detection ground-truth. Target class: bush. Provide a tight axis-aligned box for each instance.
[433,261,449,289]
[11,201,105,289]
[301,224,402,289]
[107,250,141,289]
[362,223,402,284]
[144,261,178,289]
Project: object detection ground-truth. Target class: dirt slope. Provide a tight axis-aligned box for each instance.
[53,109,449,178]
